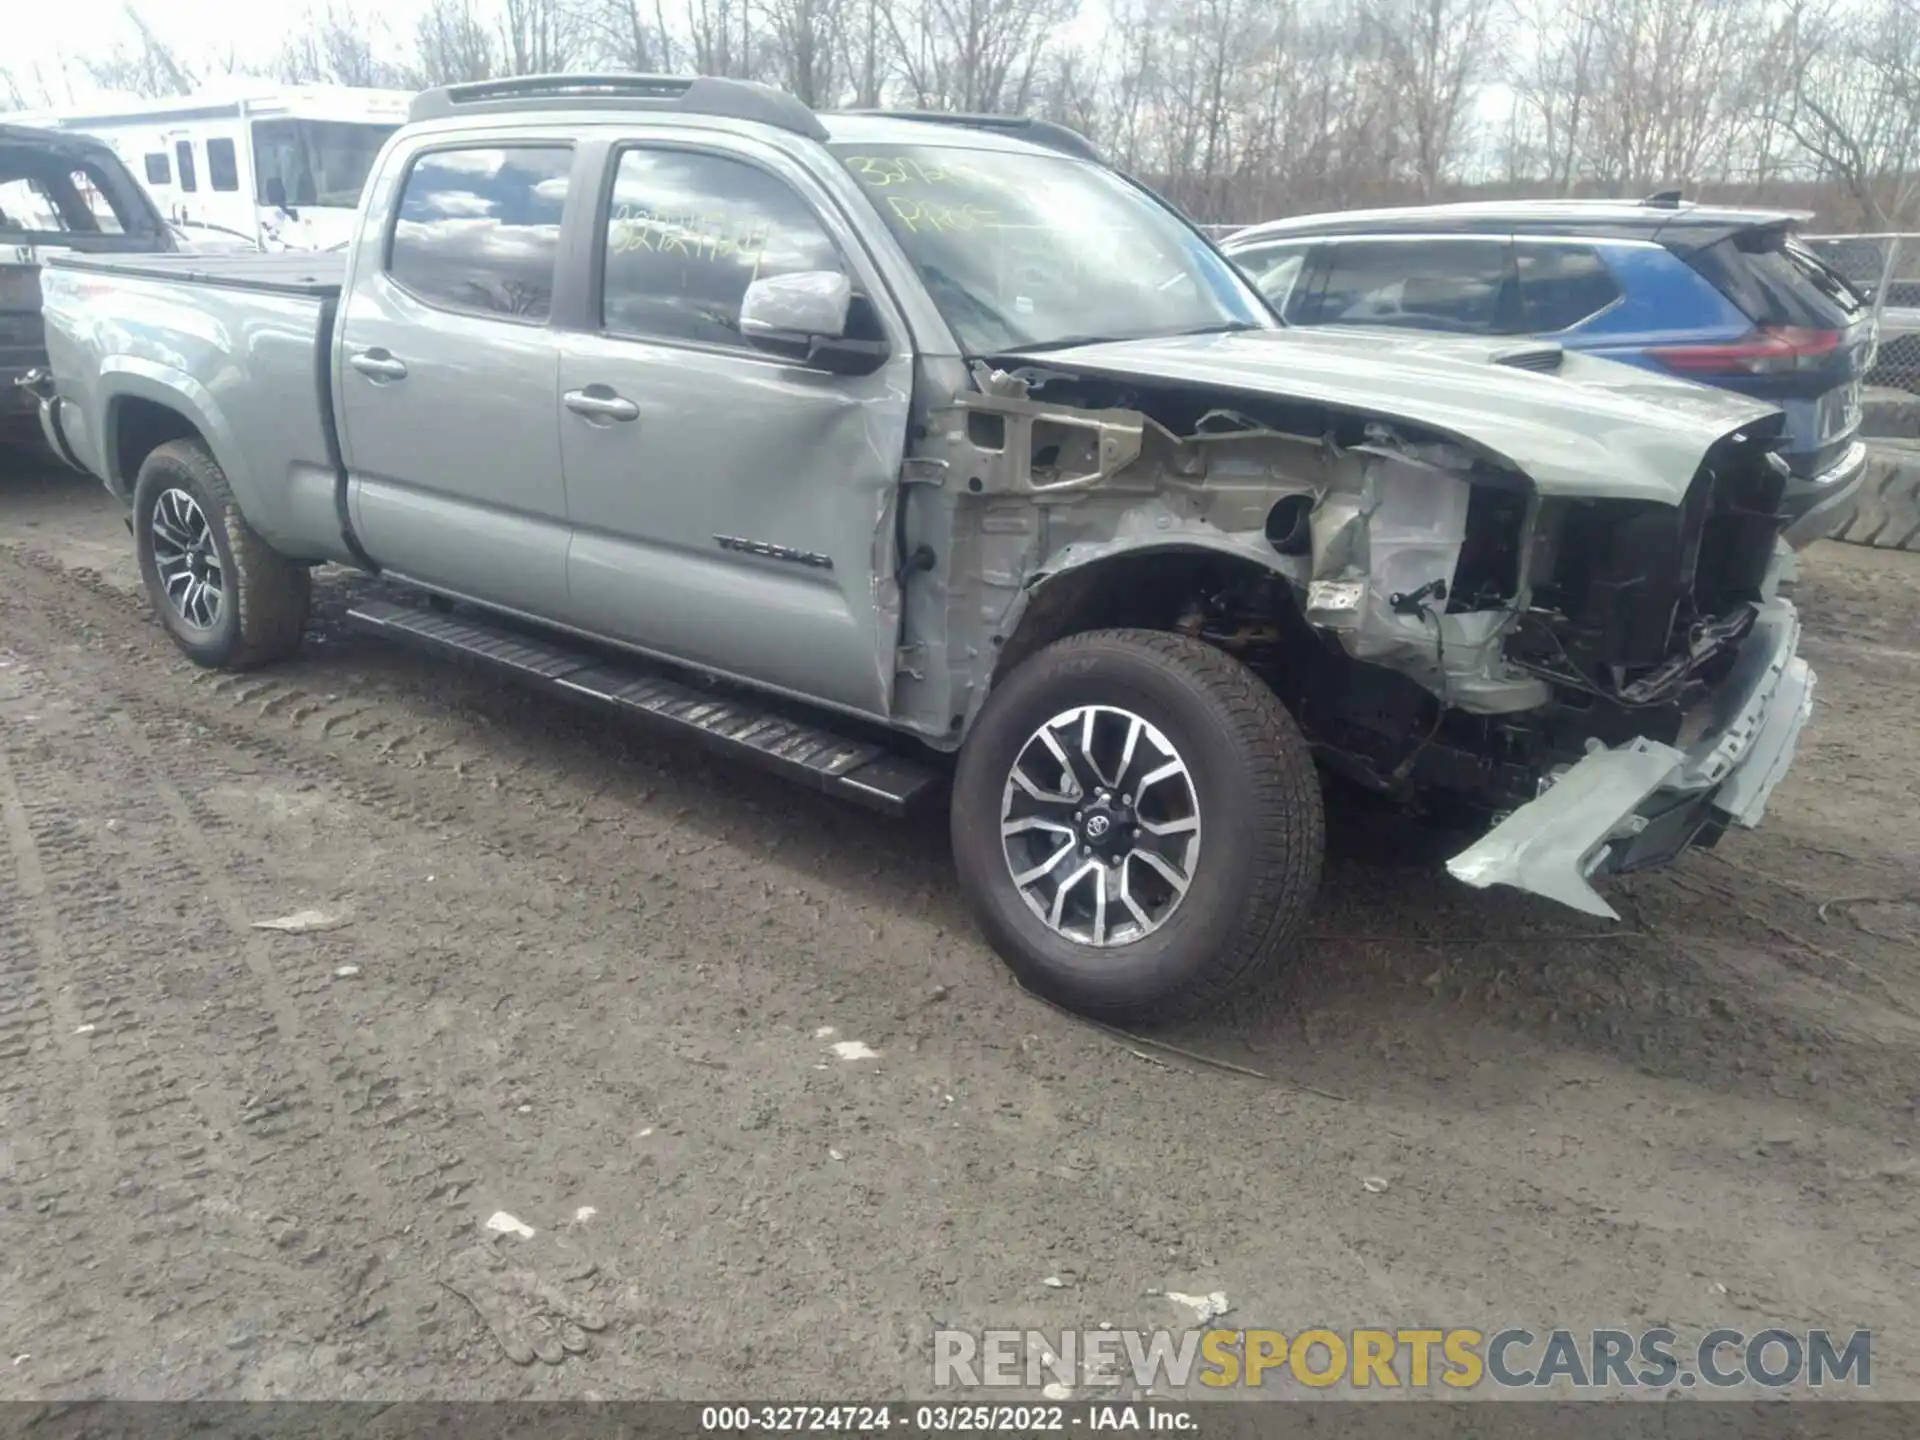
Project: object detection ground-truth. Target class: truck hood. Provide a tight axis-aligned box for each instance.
[1003,327,1782,505]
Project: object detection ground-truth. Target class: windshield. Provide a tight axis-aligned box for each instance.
[251,119,397,210]
[830,142,1270,353]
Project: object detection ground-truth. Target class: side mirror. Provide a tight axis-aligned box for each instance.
[740,269,890,376]
[264,177,287,209]
[741,269,851,340]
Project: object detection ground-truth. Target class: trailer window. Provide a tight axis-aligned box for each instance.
[175,140,198,193]
[144,152,171,186]
[207,138,239,193]
[253,119,396,210]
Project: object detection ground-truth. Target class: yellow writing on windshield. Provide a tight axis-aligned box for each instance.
[885,196,1000,234]
[610,204,770,270]
[843,154,998,190]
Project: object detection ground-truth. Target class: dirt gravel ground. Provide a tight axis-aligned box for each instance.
[1,444,1917,1401]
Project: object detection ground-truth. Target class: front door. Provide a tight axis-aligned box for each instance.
[336,141,577,617]
[556,138,914,718]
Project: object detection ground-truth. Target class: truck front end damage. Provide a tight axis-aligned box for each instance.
[910,340,1812,920]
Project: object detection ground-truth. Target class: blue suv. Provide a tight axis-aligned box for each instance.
[1221,198,1874,547]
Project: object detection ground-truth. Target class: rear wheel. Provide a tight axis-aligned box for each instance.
[133,439,310,669]
[951,629,1324,1023]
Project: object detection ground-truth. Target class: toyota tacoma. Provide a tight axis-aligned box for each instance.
[33,75,1815,1021]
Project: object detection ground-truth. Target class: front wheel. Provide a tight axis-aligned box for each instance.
[132,439,310,670]
[951,629,1324,1024]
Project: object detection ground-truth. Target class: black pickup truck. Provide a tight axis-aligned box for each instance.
[3,123,175,443]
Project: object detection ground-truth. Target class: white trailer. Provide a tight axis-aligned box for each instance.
[10,85,410,251]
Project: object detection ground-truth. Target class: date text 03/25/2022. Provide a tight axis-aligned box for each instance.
[698,1403,1193,1432]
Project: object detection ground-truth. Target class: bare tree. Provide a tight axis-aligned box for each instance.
[578,0,680,72]
[884,0,1079,112]
[1365,0,1497,196]
[278,2,406,87]
[1784,0,1920,225]
[761,0,852,106]
[79,4,200,98]
[0,63,70,110]
[411,0,503,84]
[683,0,759,78]
[500,0,580,74]
[1506,0,1602,193]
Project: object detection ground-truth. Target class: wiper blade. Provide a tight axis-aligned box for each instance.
[1004,321,1265,356]
[1167,320,1264,336]
[1007,333,1129,353]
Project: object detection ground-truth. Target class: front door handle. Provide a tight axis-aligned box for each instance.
[349,349,408,381]
[564,388,640,423]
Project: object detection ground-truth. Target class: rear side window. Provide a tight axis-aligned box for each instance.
[1691,230,1868,328]
[1298,238,1509,333]
[388,146,572,323]
[144,152,171,185]
[1516,242,1621,332]
[175,141,197,193]
[68,169,124,232]
[207,138,239,193]
[0,157,145,236]
[600,147,847,350]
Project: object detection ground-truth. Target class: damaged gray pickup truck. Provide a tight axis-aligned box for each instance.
[34,75,1816,1021]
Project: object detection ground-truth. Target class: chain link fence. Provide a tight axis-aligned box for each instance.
[1801,233,1920,396]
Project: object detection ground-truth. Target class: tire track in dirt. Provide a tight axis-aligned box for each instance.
[112,708,445,1351]
[0,694,262,1390]
[0,729,119,1391]
[0,650,449,1392]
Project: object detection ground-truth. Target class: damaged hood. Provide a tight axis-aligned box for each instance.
[1004,327,1781,505]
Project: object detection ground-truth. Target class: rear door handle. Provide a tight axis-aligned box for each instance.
[564,388,639,423]
[349,349,408,381]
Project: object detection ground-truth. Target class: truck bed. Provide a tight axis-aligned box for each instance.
[45,250,344,299]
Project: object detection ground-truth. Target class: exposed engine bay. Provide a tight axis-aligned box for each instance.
[914,359,1791,841]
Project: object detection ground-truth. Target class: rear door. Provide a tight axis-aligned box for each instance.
[1674,227,1873,477]
[553,134,914,718]
[335,137,581,617]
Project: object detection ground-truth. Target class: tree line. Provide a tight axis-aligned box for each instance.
[4,0,1918,228]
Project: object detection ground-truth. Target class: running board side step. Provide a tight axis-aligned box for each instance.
[344,601,940,817]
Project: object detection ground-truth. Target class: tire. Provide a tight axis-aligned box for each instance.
[132,439,310,669]
[951,628,1324,1024]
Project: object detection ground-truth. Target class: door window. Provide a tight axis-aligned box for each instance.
[175,140,198,193]
[207,138,240,193]
[1515,242,1621,332]
[600,147,848,350]
[1297,238,1509,333]
[1230,242,1310,318]
[387,145,572,323]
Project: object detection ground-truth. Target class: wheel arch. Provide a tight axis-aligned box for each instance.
[98,362,240,504]
[984,540,1307,719]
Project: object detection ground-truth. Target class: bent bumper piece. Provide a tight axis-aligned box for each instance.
[1781,440,1868,549]
[1445,598,1814,918]
[32,388,88,474]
